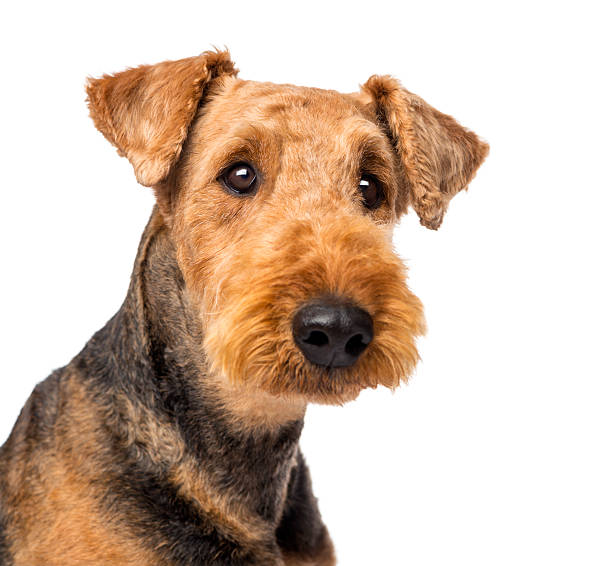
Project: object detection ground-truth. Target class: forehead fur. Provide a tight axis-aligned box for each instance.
[181,76,399,213]
[195,77,392,157]
[206,76,374,121]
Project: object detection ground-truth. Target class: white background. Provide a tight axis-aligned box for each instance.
[1,1,610,564]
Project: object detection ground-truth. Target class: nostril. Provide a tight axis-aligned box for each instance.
[304,330,329,347]
[344,333,369,357]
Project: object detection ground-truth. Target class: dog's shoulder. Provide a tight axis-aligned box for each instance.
[1,370,62,460]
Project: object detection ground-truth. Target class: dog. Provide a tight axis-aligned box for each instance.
[0,49,488,565]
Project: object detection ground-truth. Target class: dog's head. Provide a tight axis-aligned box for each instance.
[87,50,488,405]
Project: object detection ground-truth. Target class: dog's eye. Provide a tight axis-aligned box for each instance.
[358,175,382,209]
[219,162,258,195]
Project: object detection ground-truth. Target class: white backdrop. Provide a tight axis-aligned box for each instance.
[1,1,610,565]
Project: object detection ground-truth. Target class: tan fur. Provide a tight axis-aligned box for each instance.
[170,460,277,552]
[11,467,157,566]
[360,75,489,229]
[111,387,282,555]
[168,79,426,407]
[0,50,487,565]
[86,49,237,190]
[85,50,487,413]
[4,372,158,565]
[207,373,308,429]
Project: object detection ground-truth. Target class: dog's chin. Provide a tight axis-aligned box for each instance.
[206,345,420,407]
[218,367,365,407]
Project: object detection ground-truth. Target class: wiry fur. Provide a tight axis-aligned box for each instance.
[361,75,489,229]
[86,49,238,188]
[170,79,427,405]
[0,49,487,565]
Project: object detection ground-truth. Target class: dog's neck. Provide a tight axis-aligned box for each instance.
[79,209,305,526]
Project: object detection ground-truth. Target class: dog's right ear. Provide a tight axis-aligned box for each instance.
[86,50,237,188]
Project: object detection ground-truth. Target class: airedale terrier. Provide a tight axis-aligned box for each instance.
[0,50,488,565]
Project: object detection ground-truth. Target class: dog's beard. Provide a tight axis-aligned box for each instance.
[198,215,426,405]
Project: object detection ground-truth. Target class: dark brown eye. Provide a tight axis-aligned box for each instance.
[219,162,258,195]
[358,175,382,209]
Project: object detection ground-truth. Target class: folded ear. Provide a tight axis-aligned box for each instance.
[361,75,489,230]
[86,50,237,187]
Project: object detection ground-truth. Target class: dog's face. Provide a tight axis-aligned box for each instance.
[172,78,424,404]
[87,50,487,405]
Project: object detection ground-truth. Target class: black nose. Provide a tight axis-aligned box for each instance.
[292,299,374,368]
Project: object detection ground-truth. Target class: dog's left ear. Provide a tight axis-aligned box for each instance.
[86,50,237,187]
[361,75,489,230]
